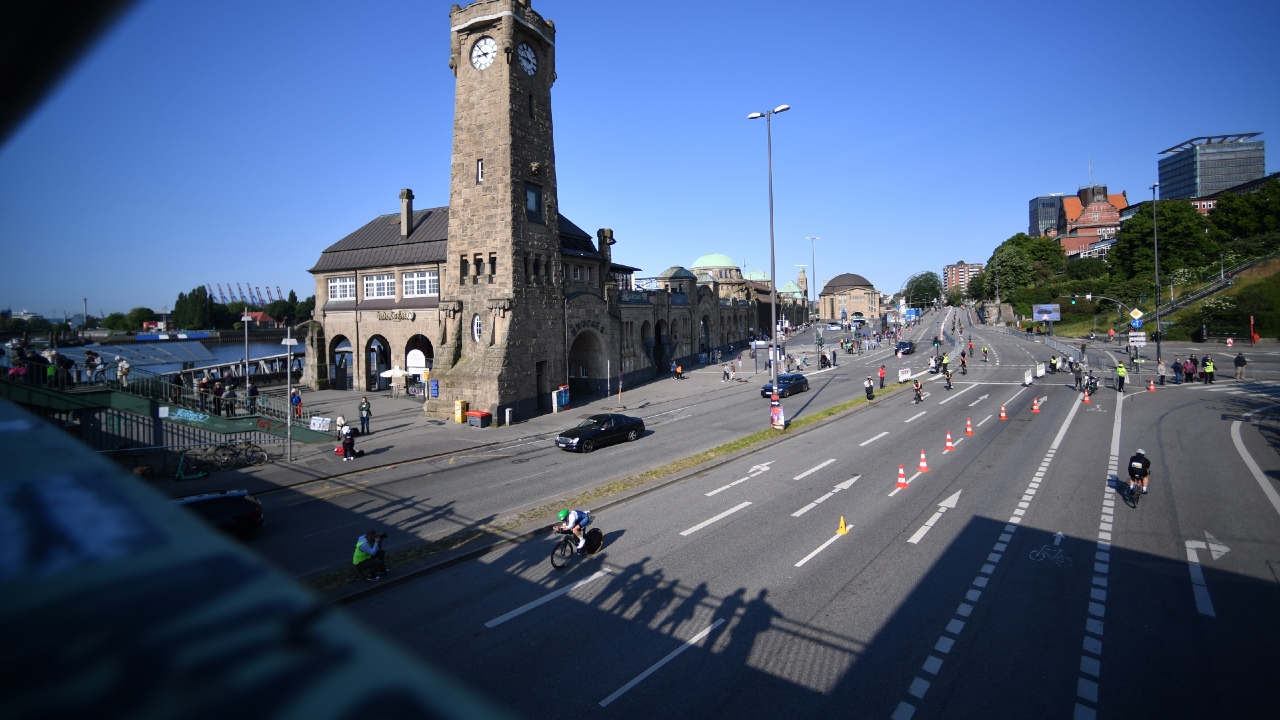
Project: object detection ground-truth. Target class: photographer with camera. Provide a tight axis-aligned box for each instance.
[353,529,389,581]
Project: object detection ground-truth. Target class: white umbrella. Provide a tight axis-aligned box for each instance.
[379,365,409,378]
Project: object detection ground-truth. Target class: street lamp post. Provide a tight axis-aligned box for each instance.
[805,235,819,324]
[748,104,790,397]
[1151,184,1162,363]
[241,311,252,392]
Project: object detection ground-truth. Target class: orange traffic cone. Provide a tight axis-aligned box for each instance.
[1000,404,1008,420]
[944,431,955,452]
[918,449,930,472]
[1148,379,1156,392]
[1032,397,1041,413]
[965,417,975,435]
[1083,389,1091,404]
[896,464,909,489]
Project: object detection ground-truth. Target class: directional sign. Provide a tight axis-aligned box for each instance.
[1130,308,1144,320]
[907,490,962,544]
[1131,319,1143,329]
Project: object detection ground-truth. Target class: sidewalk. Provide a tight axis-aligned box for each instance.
[152,362,773,499]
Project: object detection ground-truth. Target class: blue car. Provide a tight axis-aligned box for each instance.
[761,373,810,398]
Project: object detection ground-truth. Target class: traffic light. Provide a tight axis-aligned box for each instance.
[1071,295,1078,305]
[933,338,941,347]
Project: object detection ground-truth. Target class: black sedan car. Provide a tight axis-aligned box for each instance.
[761,373,810,398]
[895,340,916,355]
[555,413,645,453]
[171,489,264,537]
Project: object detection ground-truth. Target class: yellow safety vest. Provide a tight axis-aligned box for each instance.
[353,539,373,566]
[1116,365,1127,378]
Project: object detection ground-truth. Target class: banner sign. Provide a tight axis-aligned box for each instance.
[1031,304,1061,322]
[898,368,913,383]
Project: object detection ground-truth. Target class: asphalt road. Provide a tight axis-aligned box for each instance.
[340,309,1280,718]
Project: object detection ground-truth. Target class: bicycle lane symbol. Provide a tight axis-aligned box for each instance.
[1029,545,1072,567]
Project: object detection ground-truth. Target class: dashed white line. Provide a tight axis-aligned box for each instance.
[600,619,725,707]
[485,569,610,628]
[860,431,889,447]
[905,411,927,423]
[795,533,846,567]
[976,414,993,427]
[793,459,837,481]
[680,502,752,536]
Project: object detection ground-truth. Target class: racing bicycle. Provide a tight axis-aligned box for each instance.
[550,525,604,569]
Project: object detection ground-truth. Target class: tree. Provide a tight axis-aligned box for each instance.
[1110,200,1215,280]
[903,272,943,307]
[966,271,986,301]
[125,307,156,331]
[294,295,315,323]
[102,312,130,332]
[1066,257,1110,280]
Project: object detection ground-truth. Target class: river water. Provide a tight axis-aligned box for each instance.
[68,340,305,377]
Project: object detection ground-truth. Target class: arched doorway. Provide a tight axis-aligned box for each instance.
[329,335,352,391]
[405,335,434,390]
[699,314,712,355]
[366,335,391,391]
[567,329,607,397]
[640,320,654,367]
[654,319,669,373]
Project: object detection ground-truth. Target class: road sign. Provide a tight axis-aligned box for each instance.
[1131,319,1143,329]
[1129,308,1144,320]
[1129,331,1147,347]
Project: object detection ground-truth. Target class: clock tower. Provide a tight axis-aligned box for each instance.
[430,0,565,419]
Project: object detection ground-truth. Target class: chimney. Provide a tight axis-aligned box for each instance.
[400,188,414,238]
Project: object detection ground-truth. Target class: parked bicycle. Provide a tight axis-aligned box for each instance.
[549,525,604,569]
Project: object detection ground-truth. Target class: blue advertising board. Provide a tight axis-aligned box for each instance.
[1031,304,1061,322]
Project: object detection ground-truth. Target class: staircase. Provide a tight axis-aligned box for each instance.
[1155,250,1280,317]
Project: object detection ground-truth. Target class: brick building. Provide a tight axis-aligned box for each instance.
[1052,185,1128,257]
[818,273,881,325]
[306,0,773,419]
[943,261,983,294]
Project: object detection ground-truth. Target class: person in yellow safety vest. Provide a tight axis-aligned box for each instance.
[353,530,388,581]
[1115,362,1127,393]
[1203,355,1216,384]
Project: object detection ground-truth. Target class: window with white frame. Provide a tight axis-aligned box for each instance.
[328,276,355,301]
[403,270,439,297]
[364,273,395,299]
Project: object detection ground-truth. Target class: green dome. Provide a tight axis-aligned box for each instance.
[658,266,697,279]
[690,253,739,269]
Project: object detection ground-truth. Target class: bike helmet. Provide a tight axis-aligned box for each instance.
[1135,449,1146,456]
[558,509,569,521]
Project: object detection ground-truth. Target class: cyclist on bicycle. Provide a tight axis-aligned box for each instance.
[943,369,953,390]
[982,346,989,362]
[1126,449,1151,496]
[912,378,923,404]
[555,508,592,550]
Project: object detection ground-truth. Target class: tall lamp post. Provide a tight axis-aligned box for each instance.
[748,103,790,395]
[1151,183,1162,363]
[805,235,819,324]
[241,311,252,391]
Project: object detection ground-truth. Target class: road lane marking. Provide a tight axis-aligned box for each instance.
[943,437,964,453]
[644,405,694,419]
[706,462,774,496]
[795,532,845,567]
[792,476,860,516]
[888,471,923,496]
[905,411,927,423]
[861,431,889,446]
[793,459,837,481]
[484,569,610,628]
[1183,541,1217,617]
[937,383,978,404]
[976,414,993,427]
[1231,408,1280,521]
[680,502,752,536]
[599,618,725,707]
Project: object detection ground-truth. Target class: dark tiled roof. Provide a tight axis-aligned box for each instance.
[821,273,874,294]
[309,205,600,273]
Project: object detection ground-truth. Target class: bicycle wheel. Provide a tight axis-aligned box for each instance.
[212,446,237,471]
[550,539,574,569]
[242,444,269,466]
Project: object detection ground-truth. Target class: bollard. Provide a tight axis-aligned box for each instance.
[505,407,513,426]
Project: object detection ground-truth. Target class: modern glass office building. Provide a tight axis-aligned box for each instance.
[1158,133,1265,199]
[1028,194,1063,236]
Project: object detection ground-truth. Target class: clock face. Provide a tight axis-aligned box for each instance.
[517,42,537,75]
[470,36,497,70]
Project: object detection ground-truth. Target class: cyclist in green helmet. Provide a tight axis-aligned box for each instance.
[555,508,592,550]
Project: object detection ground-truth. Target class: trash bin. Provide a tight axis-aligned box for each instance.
[454,399,469,423]
[465,410,491,428]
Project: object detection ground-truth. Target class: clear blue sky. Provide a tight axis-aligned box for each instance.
[2,0,1277,319]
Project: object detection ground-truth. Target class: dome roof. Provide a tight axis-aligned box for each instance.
[778,280,803,294]
[690,253,739,270]
[695,271,715,283]
[744,270,769,281]
[658,266,697,279]
[821,273,874,294]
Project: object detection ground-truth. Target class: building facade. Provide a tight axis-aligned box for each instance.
[1053,185,1128,257]
[306,0,785,420]
[943,261,983,294]
[818,273,880,325]
[1028,194,1063,237]
[1158,133,1265,200]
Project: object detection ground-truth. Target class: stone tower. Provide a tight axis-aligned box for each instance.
[429,0,565,419]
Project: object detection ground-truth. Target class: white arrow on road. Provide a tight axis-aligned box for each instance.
[1053,531,1064,546]
[707,461,774,496]
[968,394,990,407]
[1205,531,1230,560]
[792,475,862,517]
[907,490,962,544]
[1183,532,1231,617]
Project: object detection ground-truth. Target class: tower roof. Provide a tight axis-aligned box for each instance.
[820,273,874,294]
[657,266,697,280]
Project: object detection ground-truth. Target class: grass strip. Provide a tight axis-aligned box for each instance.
[305,380,907,593]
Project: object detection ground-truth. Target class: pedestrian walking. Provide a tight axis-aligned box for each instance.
[879,364,886,389]
[291,388,303,418]
[1203,355,1216,384]
[213,381,224,415]
[1234,352,1247,381]
[1188,354,1200,381]
[722,363,730,382]
[359,396,372,434]
[1073,362,1084,391]
[676,363,684,380]
[223,384,238,416]
[670,360,677,379]
[197,376,210,412]
[1171,357,1182,384]
[864,376,875,400]
[116,357,131,388]
[247,381,259,414]
[1156,358,1167,386]
[1115,362,1127,393]
[1182,358,1194,385]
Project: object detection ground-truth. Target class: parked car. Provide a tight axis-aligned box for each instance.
[555,413,645,453]
[171,489,264,537]
[826,322,842,331]
[895,340,916,355]
[761,373,810,398]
